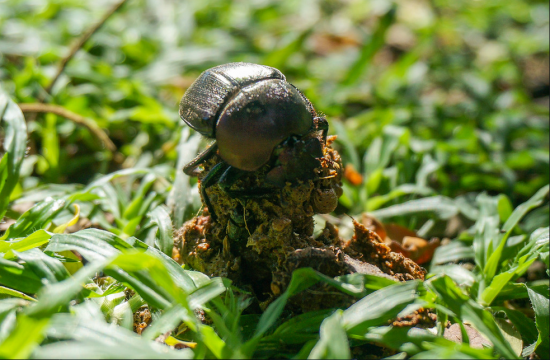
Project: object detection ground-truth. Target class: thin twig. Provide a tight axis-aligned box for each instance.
[44,0,128,96]
[18,103,116,151]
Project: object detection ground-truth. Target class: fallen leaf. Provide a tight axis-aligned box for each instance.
[344,164,363,185]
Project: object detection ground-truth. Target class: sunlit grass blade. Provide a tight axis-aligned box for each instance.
[0,89,27,220]
[36,313,193,359]
[167,129,201,228]
[0,287,35,302]
[0,230,51,253]
[147,205,174,256]
[25,259,107,318]
[0,198,66,240]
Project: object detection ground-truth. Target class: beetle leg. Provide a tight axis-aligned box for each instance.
[183,141,218,176]
[200,161,229,221]
[218,165,243,187]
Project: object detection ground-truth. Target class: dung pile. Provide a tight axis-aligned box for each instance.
[174,135,425,312]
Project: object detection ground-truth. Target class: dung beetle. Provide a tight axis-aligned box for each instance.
[180,62,328,221]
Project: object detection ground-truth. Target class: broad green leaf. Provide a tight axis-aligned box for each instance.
[42,114,59,180]
[187,277,226,310]
[242,267,397,357]
[497,194,513,224]
[473,213,499,273]
[109,294,144,330]
[144,246,198,293]
[252,268,320,340]
[416,154,441,188]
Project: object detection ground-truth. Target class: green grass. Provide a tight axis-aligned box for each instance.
[0,0,548,358]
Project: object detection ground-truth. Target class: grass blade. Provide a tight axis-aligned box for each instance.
[0,198,66,240]
[527,285,549,358]
[308,310,350,359]
[0,314,49,359]
[148,205,174,256]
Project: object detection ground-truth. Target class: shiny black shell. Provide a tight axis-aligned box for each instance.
[179,62,314,171]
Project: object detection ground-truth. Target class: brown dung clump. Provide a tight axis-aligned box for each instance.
[174,135,425,313]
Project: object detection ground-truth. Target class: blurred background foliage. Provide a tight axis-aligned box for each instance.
[1,0,548,236]
[0,1,549,358]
